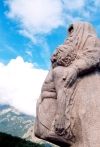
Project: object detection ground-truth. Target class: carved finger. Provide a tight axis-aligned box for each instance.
[69,76,76,87]
[68,77,74,87]
[64,78,71,88]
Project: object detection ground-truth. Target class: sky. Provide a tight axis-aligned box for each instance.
[0,0,100,116]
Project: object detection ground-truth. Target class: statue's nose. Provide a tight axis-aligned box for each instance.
[51,57,56,62]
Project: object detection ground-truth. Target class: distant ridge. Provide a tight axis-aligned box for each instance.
[0,105,57,147]
[0,104,34,139]
[0,104,10,111]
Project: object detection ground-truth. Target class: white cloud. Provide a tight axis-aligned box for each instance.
[5,0,100,63]
[0,56,48,116]
[4,0,100,43]
[5,45,17,54]
[4,0,89,44]
[26,50,32,57]
[94,0,100,6]
[62,0,85,11]
[4,0,64,43]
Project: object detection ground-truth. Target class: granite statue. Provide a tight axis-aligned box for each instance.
[34,22,100,147]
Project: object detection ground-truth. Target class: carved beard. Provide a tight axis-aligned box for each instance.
[51,44,76,69]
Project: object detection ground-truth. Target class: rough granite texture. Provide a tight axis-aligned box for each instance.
[34,22,100,147]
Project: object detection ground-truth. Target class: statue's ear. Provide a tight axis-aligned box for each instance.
[68,24,74,36]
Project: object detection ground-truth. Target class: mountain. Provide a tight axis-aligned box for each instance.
[0,104,34,139]
[0,105,10,111]
[0,105,57,147]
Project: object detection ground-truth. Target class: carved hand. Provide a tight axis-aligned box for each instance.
[54,114,66,135]
[63,67,77,88]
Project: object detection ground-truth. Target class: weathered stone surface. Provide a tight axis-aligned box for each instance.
[34,22,100,147]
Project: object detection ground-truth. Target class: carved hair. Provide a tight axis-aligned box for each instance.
[51,44,76,68]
